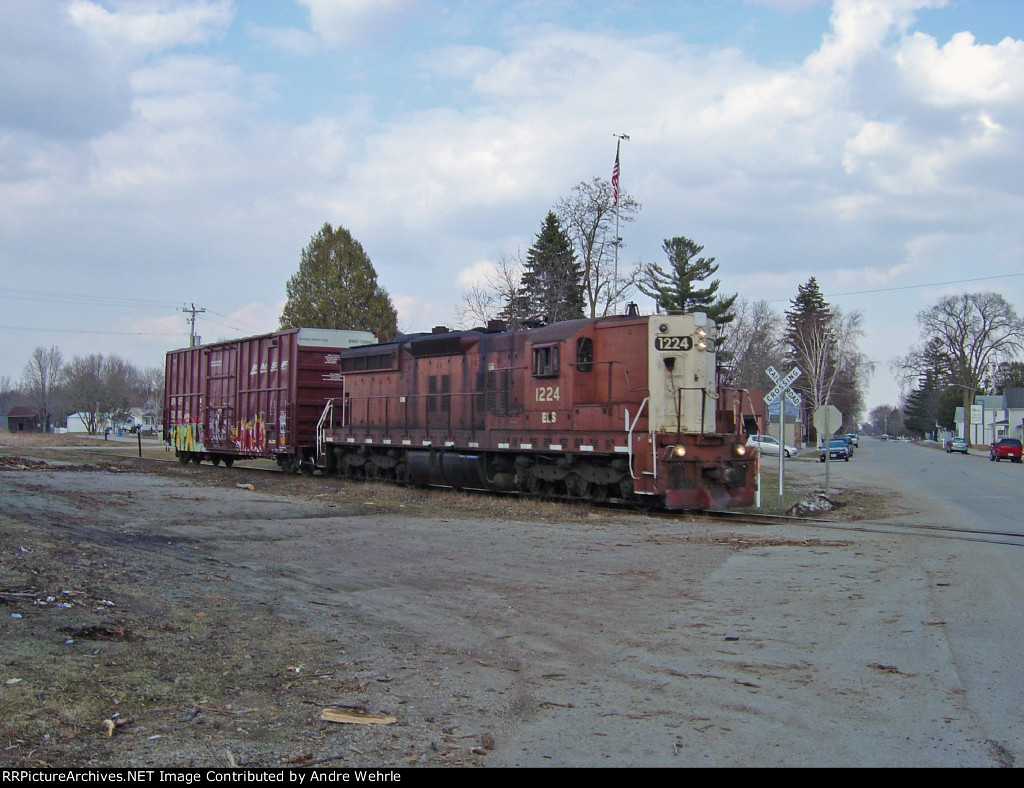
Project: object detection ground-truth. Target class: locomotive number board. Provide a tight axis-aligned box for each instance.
[654,336,693,351]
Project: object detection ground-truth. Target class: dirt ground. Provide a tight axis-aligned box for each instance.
[0,436,979,768]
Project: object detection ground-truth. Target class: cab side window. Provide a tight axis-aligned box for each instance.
[575,337,593,373]
[532,345,559,377]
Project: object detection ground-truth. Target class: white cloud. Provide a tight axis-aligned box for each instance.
[68,0,234,54]
[809,0,948,73]
[455,260,497,289]
[296,0,414,46]
[896,30,1024,107]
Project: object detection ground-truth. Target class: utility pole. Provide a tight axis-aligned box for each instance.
[182,303,206,347]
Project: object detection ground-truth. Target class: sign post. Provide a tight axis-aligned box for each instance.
[765,366,802,510]
[813,404,843,497]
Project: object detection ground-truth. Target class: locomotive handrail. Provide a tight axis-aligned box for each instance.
[315,398,338,466]
[625,397,650,480]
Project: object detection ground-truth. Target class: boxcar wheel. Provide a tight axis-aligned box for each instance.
[223,457,234,468]
[177,452,190,465]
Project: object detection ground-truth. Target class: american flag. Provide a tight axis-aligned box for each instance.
[612,145,620,206]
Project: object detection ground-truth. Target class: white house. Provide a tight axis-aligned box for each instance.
[954,388,1024,445]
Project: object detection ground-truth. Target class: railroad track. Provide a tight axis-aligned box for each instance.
[697,508,1024,548]
[25,447,1024,548]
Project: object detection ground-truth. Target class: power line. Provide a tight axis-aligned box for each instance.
[0,287,180,310]
[0,325,183,337]
[823,271,1024,299]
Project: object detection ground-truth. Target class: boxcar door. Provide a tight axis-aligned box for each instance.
[205,346,237,451]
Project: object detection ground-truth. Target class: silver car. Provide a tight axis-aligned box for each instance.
[746,434,799,458]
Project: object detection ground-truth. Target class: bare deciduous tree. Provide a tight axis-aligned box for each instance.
[719,298,785,391]
[22,346,63,432]
[556,177,641,317]
[789,308,871,433]
[454,253,524,330]
[63,354,145,434]
[895,292,1024,440]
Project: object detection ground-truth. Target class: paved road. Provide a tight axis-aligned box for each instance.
[836,438,1023,533]
[783,438,1024,767]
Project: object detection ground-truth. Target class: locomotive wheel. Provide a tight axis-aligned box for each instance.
[394,462,410,486]
[565,472,591,500]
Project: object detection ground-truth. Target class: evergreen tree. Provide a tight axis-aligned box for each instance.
[504,212,585,327]
[784,277,831,342]
[638,236,737,357]
[280,223,398,342]
[903,384,939,437]
[639,237,734,317]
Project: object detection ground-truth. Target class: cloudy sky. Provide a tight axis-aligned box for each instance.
[2,0,1022,413]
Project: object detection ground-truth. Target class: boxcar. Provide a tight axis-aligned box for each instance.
[164,328,374,471]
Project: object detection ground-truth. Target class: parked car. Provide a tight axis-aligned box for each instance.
[845,433,859,447]
[746,434,799,458]
[819,438,851,462]
[945,437,969,454]
[989,438,1023,463]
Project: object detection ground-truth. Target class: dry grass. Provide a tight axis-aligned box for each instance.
[0,432,103,448]
[0,518,349,768]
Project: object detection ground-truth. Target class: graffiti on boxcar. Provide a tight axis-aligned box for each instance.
[232,415,267,453]
[170,422,202,453]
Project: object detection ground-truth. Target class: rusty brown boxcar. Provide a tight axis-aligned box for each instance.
[164,328,374,471]
[316,312,757,510]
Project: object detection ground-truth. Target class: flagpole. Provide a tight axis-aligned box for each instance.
[612,133,629,315]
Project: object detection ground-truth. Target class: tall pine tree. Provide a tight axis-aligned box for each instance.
[504,212,585,328]
[638,236,737,337]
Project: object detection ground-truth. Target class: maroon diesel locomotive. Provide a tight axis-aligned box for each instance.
[316,311,757,510]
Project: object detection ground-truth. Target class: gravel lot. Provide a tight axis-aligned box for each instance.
[0,439,1019,768]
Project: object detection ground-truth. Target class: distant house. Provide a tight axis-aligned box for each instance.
[64,413,95,433]
[6,406,40,433]
[954,388,1024,445]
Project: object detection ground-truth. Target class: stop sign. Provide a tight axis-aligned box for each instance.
[813,404,843,437]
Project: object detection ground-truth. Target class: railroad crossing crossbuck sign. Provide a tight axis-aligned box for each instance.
[765,366,802,408]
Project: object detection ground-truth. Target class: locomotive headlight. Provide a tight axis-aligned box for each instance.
[696,339,708,351]
[695,326,707,339]
[733,444,748,457]
[665,445,687,459]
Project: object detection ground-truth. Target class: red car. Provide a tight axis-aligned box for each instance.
[989,438,1023,463]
